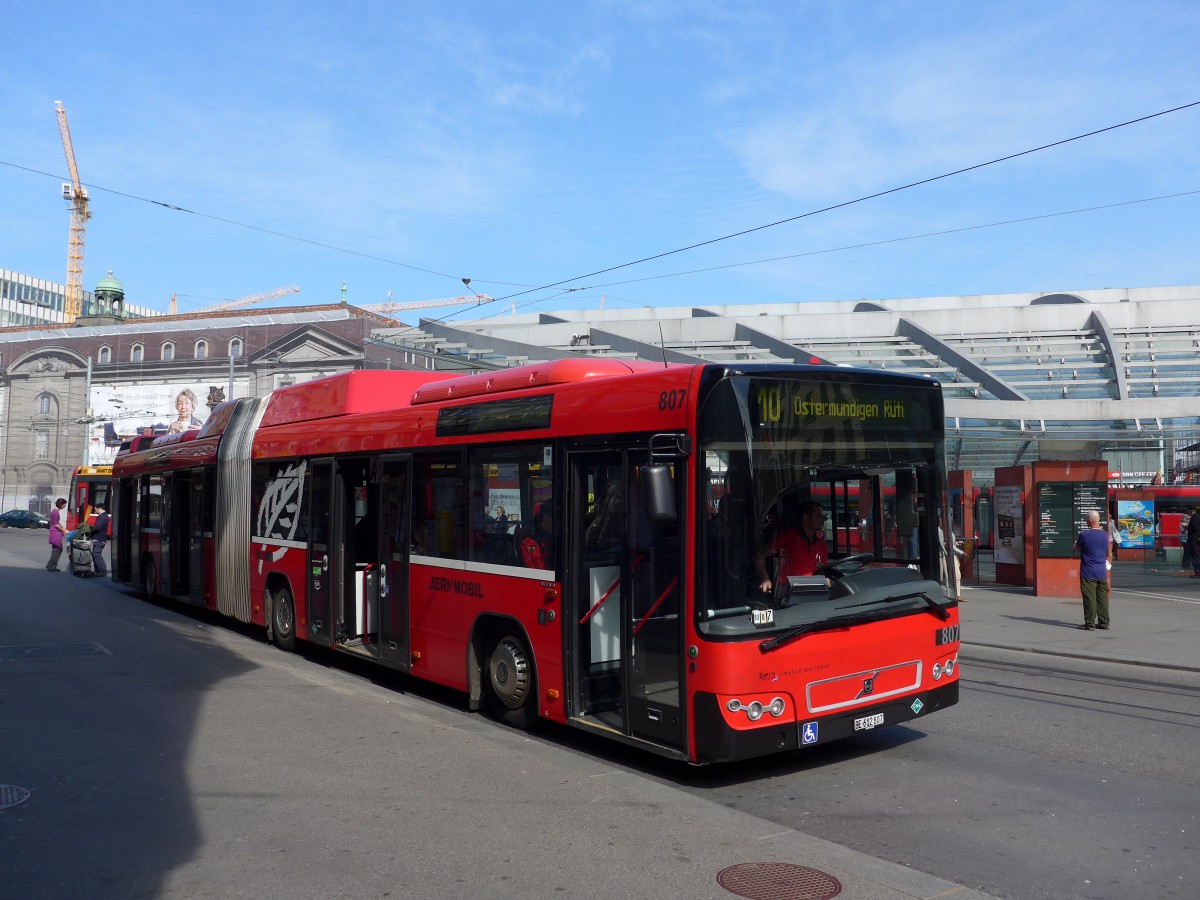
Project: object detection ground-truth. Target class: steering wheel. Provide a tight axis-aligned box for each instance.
[813,552,875,578]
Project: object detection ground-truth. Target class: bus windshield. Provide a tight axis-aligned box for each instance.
[697,373,952,637]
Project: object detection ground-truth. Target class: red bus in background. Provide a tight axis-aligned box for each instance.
[111,359,960,764]
[66,465,112,532]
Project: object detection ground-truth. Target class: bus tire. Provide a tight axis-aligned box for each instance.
[142,558,157,598]
[485,632,536,729]
[272,586,296,652]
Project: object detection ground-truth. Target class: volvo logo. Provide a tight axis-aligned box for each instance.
[857,672,879,699]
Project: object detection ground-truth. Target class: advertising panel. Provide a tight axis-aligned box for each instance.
[1115,499,1155,548]
[87,382,213,465]
[993,485,1024,565]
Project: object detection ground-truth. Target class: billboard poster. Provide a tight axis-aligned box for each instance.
[993,484,1024,565]
[1115,499,1155,548]
[87,382,213,465]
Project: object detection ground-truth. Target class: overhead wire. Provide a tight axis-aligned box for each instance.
[537,188,1200,294]
[480,99,1200,304]
[3,97,1198,320]
[352,184,1200,348]
[423,186,1200,341]
[0,161,464,285]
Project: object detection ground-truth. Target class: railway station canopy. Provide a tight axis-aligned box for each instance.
[373,285,1200,486]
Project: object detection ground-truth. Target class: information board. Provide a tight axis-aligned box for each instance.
[1074,482,1108,535]
[1037,483,1075,557]
[1036,481,1109,558]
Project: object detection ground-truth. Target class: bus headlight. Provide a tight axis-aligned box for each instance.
[726,696,787,721]
[932,655,958,681]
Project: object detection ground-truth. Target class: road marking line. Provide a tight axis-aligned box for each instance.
[1118,588,1200,605]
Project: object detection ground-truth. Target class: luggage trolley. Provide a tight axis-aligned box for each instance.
[70,535,96,577]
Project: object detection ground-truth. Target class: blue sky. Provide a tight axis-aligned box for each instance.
[3,1,1199,323]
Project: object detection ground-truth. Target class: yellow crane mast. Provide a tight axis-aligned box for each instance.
[55,101,91,323]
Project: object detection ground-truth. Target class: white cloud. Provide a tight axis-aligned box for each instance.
[714,7,1200,204]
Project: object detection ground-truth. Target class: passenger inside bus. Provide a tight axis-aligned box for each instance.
[518,504,554,569]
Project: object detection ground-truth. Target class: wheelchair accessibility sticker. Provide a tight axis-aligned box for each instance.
[802,722,818,745]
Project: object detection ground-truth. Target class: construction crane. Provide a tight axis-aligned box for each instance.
[55,101,90,323]
[358,293,492,317]
[168,285,301,315]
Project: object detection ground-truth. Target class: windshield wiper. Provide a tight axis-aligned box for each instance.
[836,589,950,621]
[759,619,846,654]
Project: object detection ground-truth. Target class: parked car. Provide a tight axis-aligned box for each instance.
[0,509,51,528]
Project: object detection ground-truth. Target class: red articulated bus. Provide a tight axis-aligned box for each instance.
[111,359,960,764]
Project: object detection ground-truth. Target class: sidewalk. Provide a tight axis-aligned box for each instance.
[958,560,1200,672]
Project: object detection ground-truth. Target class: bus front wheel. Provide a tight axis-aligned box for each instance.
[272,586,296,652]
[485,633,536,729]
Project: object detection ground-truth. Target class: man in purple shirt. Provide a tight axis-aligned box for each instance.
[1075,510,1111,630]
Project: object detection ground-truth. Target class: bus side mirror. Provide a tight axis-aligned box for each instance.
[640,465,677,523]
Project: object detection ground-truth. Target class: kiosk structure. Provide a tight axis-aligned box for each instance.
[994,461,1110,597]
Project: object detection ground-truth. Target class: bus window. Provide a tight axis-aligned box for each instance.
[413,452,466,559]
[466,443,554,568]
[141,477,163,532]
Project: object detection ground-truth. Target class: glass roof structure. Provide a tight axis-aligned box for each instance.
[372,285,1200,487]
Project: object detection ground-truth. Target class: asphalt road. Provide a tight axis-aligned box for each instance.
[4,527,1197,899]
[672,645,1200,899]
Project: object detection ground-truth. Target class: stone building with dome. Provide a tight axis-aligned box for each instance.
[0,271,469,513]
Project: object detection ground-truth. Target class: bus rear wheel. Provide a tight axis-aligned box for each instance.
[485,633,536,729]
[272,586,296,652]
[142,559,157,598]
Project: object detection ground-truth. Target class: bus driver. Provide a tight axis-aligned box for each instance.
[756,500,828,596]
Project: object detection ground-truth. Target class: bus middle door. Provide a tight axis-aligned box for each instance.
[306,459,335,645]
[377,455,411,669]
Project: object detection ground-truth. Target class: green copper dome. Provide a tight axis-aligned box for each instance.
[94,270,124,294]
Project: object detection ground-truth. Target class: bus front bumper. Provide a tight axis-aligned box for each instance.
[693,680,959,764]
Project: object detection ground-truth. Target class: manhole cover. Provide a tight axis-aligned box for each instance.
[0,785,31,810]
[717,862,842,900]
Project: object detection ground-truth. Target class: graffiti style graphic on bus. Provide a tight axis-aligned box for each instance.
[256,461,306,570]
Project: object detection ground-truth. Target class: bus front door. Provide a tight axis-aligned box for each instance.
[567,449,685,753]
